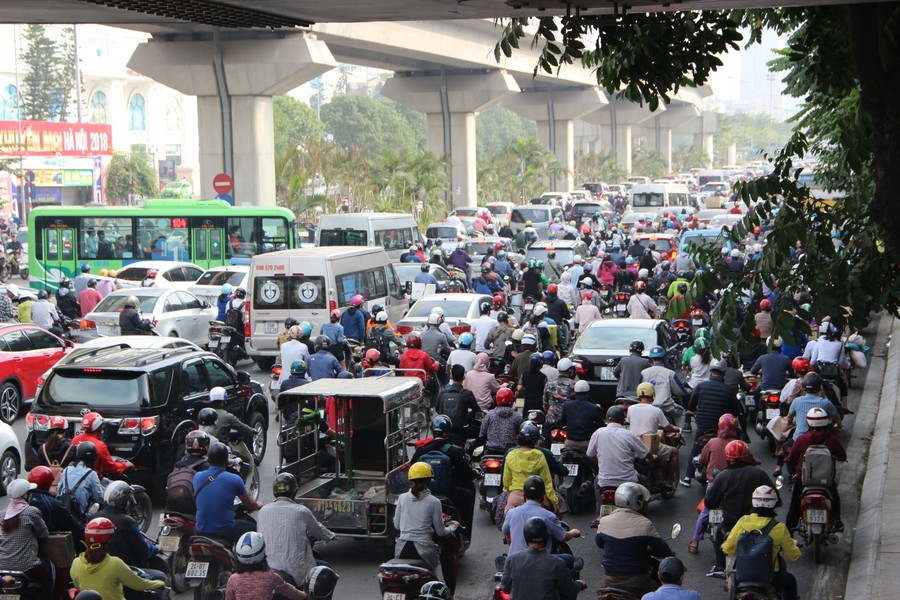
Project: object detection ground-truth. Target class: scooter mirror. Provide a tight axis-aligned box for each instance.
[775,474,785,490]
[670,524,682,540]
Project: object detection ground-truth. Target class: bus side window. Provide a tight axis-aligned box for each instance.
[60,230,73,261]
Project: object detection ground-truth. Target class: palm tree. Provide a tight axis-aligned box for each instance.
[575,149,625,184]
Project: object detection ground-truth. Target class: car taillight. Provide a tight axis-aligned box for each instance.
[551,428,567,441]
[80,319,96,330]
[601,489,616,503]
[396,325,413,335]
[450,325,470,336]
[27,413,49,432]
[141,416,159,435]
[573,360,585,375]
[118,416,158,436]
[484,459,501,471]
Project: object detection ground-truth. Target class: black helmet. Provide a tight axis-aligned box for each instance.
[37,289,49,300]
[523,475,546,501]
[59,278,71,288]
[198,407,218,427]
[233,287,247,299]
[430,415,452,437]
[420,263,431,272]
[75,592,103,600]
[372,304,384,315]
[606,405,626,424]
[523,516,549,545]
[315,335,331,351]
[497,311,509,323]
[518,421,541,443]
[273,472,299,498]
[629,340,645,354]
[185,429,211,455]
[284,317,299,329]
[306,565,340,600]
[207,443,229,466]
[803,372,823,393]
[479,301,491,314]
[677,282,688,295]
[418,581,451,600]
[76,441,98,465]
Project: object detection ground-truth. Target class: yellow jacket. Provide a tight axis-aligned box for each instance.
[71,553,165,600]
[502,447,558,506]
[721,514,801,571]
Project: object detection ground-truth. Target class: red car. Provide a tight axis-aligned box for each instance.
[0,324,73,424]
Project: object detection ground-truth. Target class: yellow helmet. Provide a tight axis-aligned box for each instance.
[408,462,433,481]
[98,268,109,277]
[108,270,117,278]
[636,382,656,399]
[525,220,533,226]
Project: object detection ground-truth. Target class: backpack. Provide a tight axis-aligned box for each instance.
[734,520,778,584]
[224,300,244,330]
[437,388,468,432]
[58,468,93,522]
[366,327,394,359]
[42,443,73,496]
[420,444,453,497]
[165,458,207,514]
[800,444,836,487]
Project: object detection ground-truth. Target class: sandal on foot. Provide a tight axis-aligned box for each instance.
[688,539,700,554]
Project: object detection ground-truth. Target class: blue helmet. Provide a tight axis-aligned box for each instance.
[530,352,544,367]
[220,283,233,295]
[299,321,313,336]
[458,332,474,348]
[81,263,91,273]
[541,350,556,366]
[649,346,666,359]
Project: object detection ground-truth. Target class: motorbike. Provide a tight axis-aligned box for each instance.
[796,482,841,563]
[598,283,613,315]
[186,506,255,599]
[671,318,692,343]
[104,457,154,533]
[157,510,197,593]
[476,450,506,520]
[208,320,240,363]
[614,290,630,318]
[596,524,682,600]
[559,445,597,515]
[690,308,709,329]
[754,388,783,453]
[492,521,585,600]
[225,428,261,501]
[0,569,43,599]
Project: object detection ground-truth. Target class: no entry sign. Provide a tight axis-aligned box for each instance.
[213,172,233,195]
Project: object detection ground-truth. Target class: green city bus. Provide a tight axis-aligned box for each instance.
[27,199,297,291]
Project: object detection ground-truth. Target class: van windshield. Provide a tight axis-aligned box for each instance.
[253,276,327,310]
[632,192,664,208]
[669,193,688,206]
[319,229,368,246]
[194,270,246,287]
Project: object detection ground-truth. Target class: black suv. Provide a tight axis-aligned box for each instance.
[25,346,269,490]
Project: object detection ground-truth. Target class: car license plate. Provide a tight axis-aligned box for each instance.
[692,319,703,326]
[599,504,614,518]
[0,594,20,600]
[185,561,210,579]
[551,443,564,456]
[158,535,181,552]
[806,509,828,524]
[384,593,406,600]
[565,463,579,476]
[766,408,780,420]
[265,322,278,334]
[709,509,724,524]
[595,366,615,381]
[484,473,501,487]
[220,335,231,344]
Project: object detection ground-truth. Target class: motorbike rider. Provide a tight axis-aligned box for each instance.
[367,311,402,366]
[400,332,440,386]
[436,365,481,442]
[494,250,516,285]
[27,466,84,542]
[501,516,586,600]
[559,380,604,449]
[470,301,498,354]
[595,482,674,596]
[540,350,560,382]
[780,372,842,477]
[96,481,163,574]
[543,249,564,283]
[509,333,539,382]
[642,557,701,600]
[485,312,515,364]
[517,353,548,414]
[224,287,250,360]
[38,415,75,483]
[750,337,794,398]
[194,443,263,545]
[72,412,135,476]
[479,387,522,454]
[587,407,653,513]
[56,279,81,320]
[280,360,311,400]
[721,486,801,600]
[542,357,577,437]
[704,440,779,578]
[118,295,152,335]
[811,323,852,413]
[410,416,478,538]
[784,407,846,533]
[543,283,572,332]
[341,294,368,345]
[308,336,345,381]
[218,284,235,323]
[78,278,103,317]
[503,421,559,515]
[446,335,476,375]
[256,473,336,591]
[503,476,580,557]
[463,352,501,412]
[57,442,105,519]
[755,299,775,339]
[394,462,459,583]
[0,479,52,598]
[279,326,311,388]
[207,386,256,446]
[641,347,689,426]
[522,260,547,303]
[626,280,659,319]
[226,531,307,600]
[473,264,503,295]
[614,341,651,398]
[422,314,451,383]
[574,291,602,334]
[628,383,680,490]
[415,263,443,293]
[682,360,745,487]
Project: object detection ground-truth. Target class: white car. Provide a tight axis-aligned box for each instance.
[112,261,206,290]
[188,265,251,309]
[0,421,22,495]
[395,293,494,337]
[78,288,215,345]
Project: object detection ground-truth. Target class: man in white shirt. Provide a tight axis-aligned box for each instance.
[471,302,499,353]
[30,290,59,330]
[278,326,310,386]
[626,383,680,489]
[587,405,652,512]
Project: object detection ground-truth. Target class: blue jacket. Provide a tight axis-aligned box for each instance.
[340,308,366,342]
[750,351,794,391]
[216,295,230,322]
[559,395,604,442]
[308,350,343,381]
[29,489,84,542]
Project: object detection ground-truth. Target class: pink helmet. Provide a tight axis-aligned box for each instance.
[350,294,364,308]
[330,309,342,319]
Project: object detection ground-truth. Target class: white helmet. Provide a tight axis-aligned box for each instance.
[557,358,574,372]
[431,307,445,317]
[376,311,388,323]
[288,325,303,340]
[574,380,590,393]
[103,480,134,508]
[427,313,441,326]
[638,268,649,279]
[521,334,537,346]
[751,485,778,509]
[806,406,830,428]
[533,302,548,317]
[614,482,651,511]
[210,386,227,402]
[573,254,583,263]
[234,531,267,565]
[730,249,741,258]
[6,479,36,500]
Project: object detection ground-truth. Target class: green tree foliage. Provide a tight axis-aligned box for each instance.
[477,137,565,203]
[19,25,77,121]
[476,105,537,159]
[320,95,424,156]
[273,96,324,154]
[715,113,792,164]
[105,151,158,204]
[631,144,667,180]
[494,3,900,344]
[369,149,450,223]
[574,149,624,184]
[671,145,710,172]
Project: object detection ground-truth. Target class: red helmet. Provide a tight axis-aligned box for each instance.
[48,415,67,431]
[406,333,422,349]
[760,299,772,310]
[28,466,54,491]
[493,294,505,306]
[365,348,381,362]
[85,517,116,545]
[496,387,515,407]
[791,357,811,374]
[634,281,646,292]
[582,291,593,301]
[81,411,103,433]
[754,226,761,234]
[725,440,750,463]
[546,283,558,295]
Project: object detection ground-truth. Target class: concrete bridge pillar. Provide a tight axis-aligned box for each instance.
[129,33,336,205]
[503,88,606,191]
[581,99,657,177]
[381,70,519,209]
